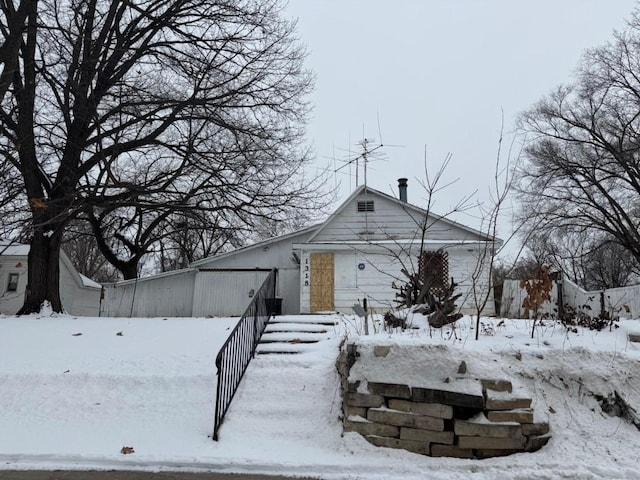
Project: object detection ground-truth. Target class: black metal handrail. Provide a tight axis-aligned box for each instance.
[212,268,277,440]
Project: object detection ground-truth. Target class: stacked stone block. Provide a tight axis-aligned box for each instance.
[337,344,551,459]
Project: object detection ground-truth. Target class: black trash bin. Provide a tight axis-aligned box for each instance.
[265,297,283,316]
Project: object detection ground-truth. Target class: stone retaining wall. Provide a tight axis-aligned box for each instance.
[336,344,551,459]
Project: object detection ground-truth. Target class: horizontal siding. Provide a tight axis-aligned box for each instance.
[312,192,477,242]
[102,270,196,317]
[0,257,27,315]
[300,247,495,316]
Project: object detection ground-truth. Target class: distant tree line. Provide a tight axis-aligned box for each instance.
[515,7,640,291]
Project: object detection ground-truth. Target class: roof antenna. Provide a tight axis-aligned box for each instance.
[333,117,404,191]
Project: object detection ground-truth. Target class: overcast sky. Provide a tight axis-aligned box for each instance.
[285,0,637,254]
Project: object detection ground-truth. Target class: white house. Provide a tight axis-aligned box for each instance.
[0,241,103,316]
[101,180,500,318]
[294,181,499,314]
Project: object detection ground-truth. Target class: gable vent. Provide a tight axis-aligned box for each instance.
[357,200,375,212]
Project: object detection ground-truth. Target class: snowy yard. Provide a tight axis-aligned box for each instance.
[1,311,640,479]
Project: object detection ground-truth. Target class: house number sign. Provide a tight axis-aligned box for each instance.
[304,257,309,286]
[358,263,365,270]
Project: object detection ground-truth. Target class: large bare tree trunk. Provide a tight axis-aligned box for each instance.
[18,227,63,314]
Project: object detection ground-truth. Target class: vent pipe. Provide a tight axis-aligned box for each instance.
[398,178,408,203]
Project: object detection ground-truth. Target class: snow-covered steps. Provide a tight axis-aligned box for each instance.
[267,315,338,326]
[256,314,338,355]
[263,323,329,334]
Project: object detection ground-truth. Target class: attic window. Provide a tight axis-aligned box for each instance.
[357,200,374,212]
[7,273,18,292]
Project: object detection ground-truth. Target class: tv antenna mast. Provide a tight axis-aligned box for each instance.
[332,116,404,190]
[335,137,387,189]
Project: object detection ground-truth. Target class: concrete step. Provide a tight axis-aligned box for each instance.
[264,323,329,333]
[259,337,320,344]
[268,315,337,326]
[255,315,337,355]
[256,343,309,355]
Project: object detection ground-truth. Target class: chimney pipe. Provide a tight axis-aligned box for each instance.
[398,178,408,203]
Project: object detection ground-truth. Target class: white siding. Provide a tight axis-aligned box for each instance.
[192,270,270,317]
[311,191,478,243]
[194,229,310,315]
[277,268,300,314]
[59,259,101,316]
[0,255,27,314]
[451,248,496,317]
[300,245,496,316]
[196,230,311,269]
[0,251,101,316]
[102,270,196,317]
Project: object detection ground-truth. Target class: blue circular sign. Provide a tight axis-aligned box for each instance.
[358,263,365,270]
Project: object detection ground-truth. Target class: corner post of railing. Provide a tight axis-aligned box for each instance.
[213,350,223,441]
[272,268,278,299]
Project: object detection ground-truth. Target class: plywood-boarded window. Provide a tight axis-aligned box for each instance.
[419,251,448,296]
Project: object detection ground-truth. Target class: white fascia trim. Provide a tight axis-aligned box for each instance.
[292,240,495,251]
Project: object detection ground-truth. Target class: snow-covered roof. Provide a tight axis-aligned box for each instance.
[0,240,29,257]
[79,274,102,289]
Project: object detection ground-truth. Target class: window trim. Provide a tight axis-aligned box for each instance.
[7,272,19,292]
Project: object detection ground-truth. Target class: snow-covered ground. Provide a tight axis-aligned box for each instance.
[1,310,640,479]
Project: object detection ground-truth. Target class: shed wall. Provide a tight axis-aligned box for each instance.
[102,270,196,317]
[192,270,270,317]
[194,230,308,315]
[59,261,101,316]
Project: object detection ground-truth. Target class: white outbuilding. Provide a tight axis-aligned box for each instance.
[0,240,102,316]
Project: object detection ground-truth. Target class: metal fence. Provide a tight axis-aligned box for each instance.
[212,268,277,441]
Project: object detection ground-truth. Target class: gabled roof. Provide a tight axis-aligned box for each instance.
[307,184,497,243]
[183,183,500,268]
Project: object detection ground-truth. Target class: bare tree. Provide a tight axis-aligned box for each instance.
[0,0,323,312]
[582,238,638,289]
[363,154,479,330]
[0,1,35,241]
[470,121,513,340]
[521,228,639,290]
[62,221,119,283]
[0,0,35,102]
[517,9,640,268]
